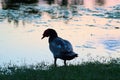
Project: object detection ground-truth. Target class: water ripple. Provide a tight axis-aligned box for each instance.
[103,40,120,51]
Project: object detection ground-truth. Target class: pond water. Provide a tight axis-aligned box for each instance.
[0,1,120,66]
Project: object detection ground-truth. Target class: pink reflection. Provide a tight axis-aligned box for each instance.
[84,0,95,8]
[105,0,120,7]
[37,0,120,8]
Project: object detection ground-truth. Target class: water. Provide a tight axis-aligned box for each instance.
[0,1,120,66]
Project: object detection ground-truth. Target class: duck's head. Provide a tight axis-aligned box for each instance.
[41,28,58,39]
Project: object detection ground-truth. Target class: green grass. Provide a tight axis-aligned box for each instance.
[0,59,120,80]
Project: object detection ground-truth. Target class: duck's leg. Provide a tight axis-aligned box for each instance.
[54,57,57,67]
[64,60,67,66]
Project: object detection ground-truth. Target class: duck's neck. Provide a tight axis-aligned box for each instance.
[48,31,58,43]
[49,35,58,43]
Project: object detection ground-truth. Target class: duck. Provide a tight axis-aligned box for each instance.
[41,28,78,66]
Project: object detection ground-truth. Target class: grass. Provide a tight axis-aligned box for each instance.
[0,59,120,80]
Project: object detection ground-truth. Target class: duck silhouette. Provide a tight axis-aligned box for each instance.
[41,28,78,66]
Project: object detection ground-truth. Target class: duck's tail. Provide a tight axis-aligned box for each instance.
[61,51,78,60]
[73,53,78,57]
[70,52,78,58]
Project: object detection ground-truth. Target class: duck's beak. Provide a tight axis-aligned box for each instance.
[41,36,45,39]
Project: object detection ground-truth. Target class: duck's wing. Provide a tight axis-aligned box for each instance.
[49,37,73,57]
[63,39,73,52]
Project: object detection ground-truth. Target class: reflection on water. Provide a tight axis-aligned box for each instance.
[1,0,39,9]
[1,4,120,26]
[0,5,42,26]
[0,0,120,26]
[103,40,120,51]
[95,0,105,6]
[2,0,120,9]
[0,5,81,26]
[0,1,120,66]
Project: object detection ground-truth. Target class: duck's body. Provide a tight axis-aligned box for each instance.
[49,37,77,60]
[42,29,78,66]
